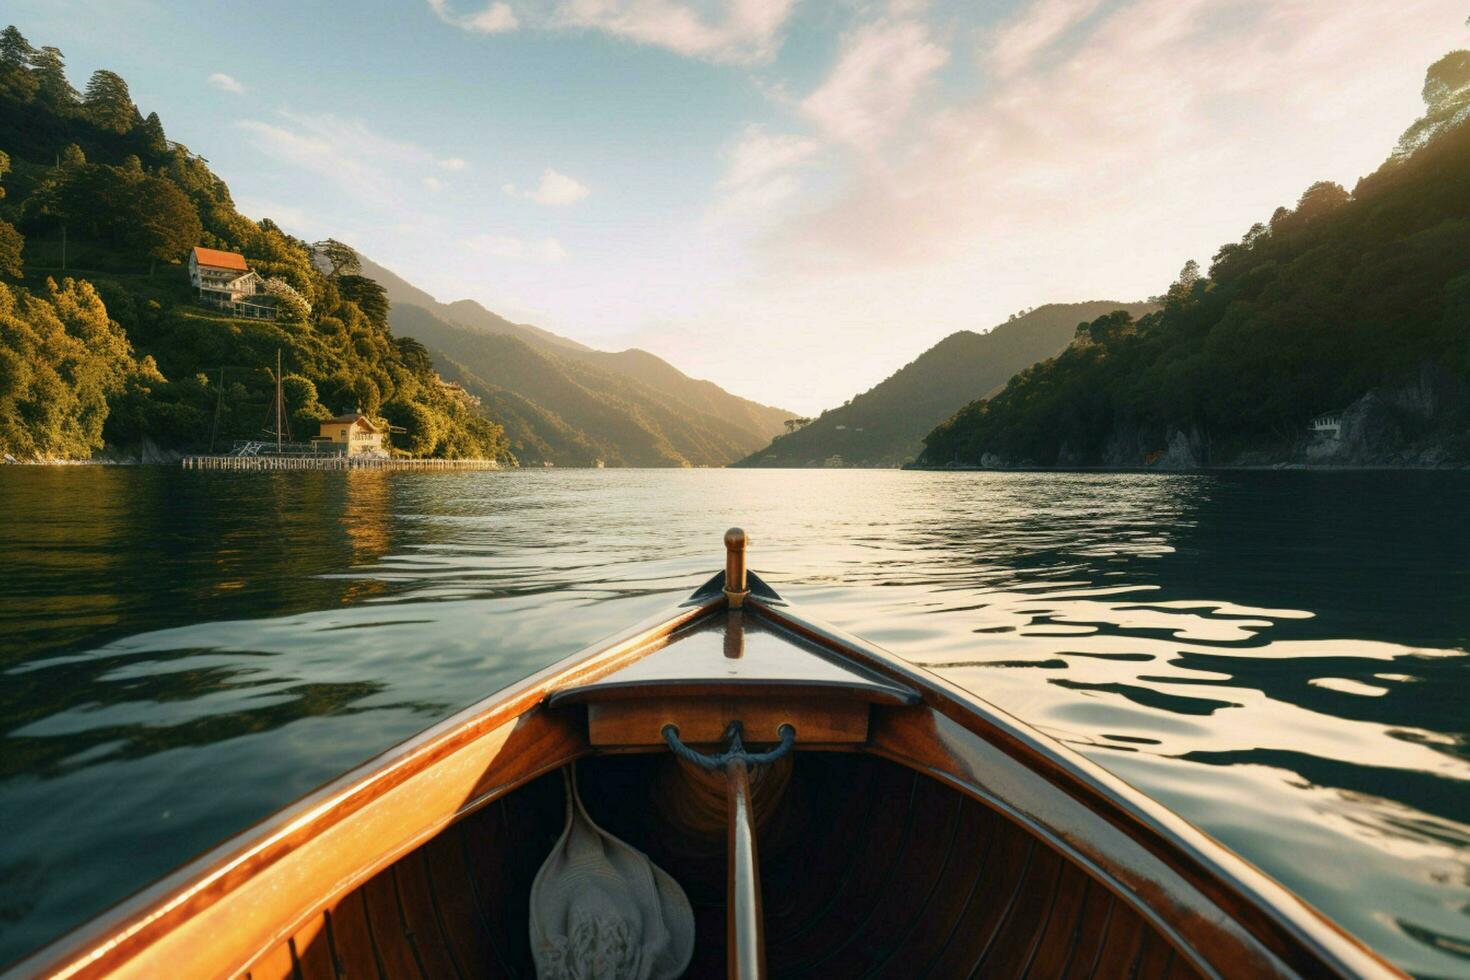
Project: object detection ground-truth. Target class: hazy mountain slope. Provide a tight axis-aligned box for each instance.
[736,301,1156,467]
[359,256,591,353]
[389,302,775,466]
[362,255,791,465]
[561,347,792,438]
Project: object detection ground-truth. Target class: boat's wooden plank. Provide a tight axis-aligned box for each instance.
[246,939,295,980]
[325,890,383,980]
[393,855,465,980]
[420,831,495,978]
[921,828,1037,977]
[1134,925,1179,979]
[1020,859,1094,979]
[763,756,879,940]
[362,871,425,980]
[1089,900,1148,978]
[291,914,336,980]
[768,765,920,971]
[1058,881,1114,980]
[864,788,995,980]
[816,779,965,975]
[588,695,868,746]
[971,844,1066,978]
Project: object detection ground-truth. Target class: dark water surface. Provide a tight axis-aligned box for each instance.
[0,468,1467,975]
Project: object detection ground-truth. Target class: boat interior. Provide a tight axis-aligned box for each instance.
[235,604,1202,979]
[238,750,1199,980]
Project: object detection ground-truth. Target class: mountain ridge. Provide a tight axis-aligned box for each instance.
[735,301,1156,468]
[360,255,793,466]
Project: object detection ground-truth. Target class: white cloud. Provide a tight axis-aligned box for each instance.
[207,72,245,94]
[708,124,821,228]
[801,16,949,149]
[236,112,469,206]
[440,157,468,171]
[423,176,445,192]
[464,233,568,261]
[548,0,796,63]
[722,124,821,188]
[504,168,590,205]
[985,0,1105,78]
[428,0,519,33]
[430,0,795,62]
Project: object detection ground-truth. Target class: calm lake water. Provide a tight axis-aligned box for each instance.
[0,467,1466,975]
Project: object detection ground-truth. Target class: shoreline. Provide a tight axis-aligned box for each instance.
[901,462,1470,473]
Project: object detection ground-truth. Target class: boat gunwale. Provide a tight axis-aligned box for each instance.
[748,597,1404,980]
[8,596,724,980]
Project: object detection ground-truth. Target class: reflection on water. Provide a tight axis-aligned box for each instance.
[0,468,1466,974]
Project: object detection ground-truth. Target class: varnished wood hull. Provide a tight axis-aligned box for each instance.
[9,581,1402,980]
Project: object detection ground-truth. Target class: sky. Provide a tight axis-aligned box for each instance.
[7,0,1468,414]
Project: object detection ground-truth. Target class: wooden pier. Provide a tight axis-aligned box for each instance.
[181,454,502,471]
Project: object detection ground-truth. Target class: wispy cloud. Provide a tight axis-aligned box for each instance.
[236,111,466,206]
[708,124,821,228]
[774,0,1467,272]
[440,157,468,171]
[503,168,590,205]
[801,15,949,149]
[548,0,796,63]
[428,0,519,33]
[429,0,795,62]
[985,0,1104,78]
[207,72,245,94]
[464,233,568,261]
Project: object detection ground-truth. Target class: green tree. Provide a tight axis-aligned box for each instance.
[139,110,167,154]
[337,274,387,328]
[1394,50,1470,158]
[0,152,20,276]
[0,25,37,102]
[313,238,361,278]
[82,69,137,134]
[0,278,144,458]
[133,176,202,272]
[30,46,77,112]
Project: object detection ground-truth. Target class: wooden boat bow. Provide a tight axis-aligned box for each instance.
[7,529,1405,980]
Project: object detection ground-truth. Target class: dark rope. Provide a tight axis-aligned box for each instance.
[661,720,796,772]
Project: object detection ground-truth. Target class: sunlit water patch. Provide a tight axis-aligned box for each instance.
[0,467,1466,975]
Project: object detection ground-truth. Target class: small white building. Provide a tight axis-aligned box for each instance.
[1310,411,1344,437]
[188,247,274,320]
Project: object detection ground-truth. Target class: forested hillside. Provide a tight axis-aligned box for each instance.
[735,302,1155,467]
[921,50,1470,470]
[359,256,792,467]
[0,26,509,461]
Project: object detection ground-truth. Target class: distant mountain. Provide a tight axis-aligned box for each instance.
[734,301,1156,467]
[361,257,791,466]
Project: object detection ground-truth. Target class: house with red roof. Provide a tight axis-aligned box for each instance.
[187,246,275,319]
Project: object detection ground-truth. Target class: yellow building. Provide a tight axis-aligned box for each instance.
[314,413,386,456]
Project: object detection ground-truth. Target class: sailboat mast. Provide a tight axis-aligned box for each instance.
[275,348,283,454]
